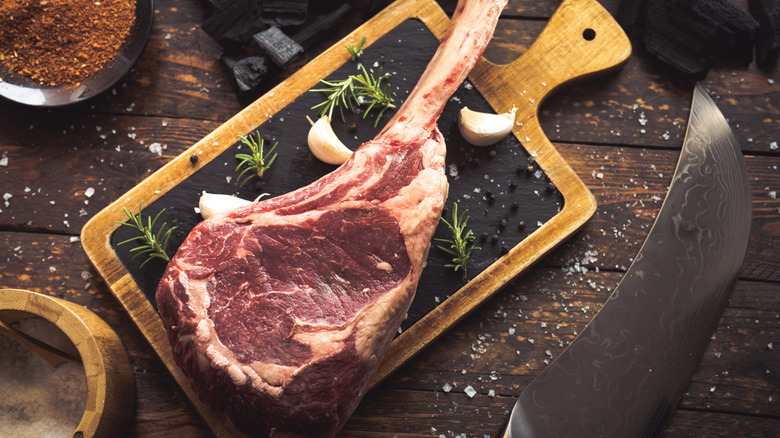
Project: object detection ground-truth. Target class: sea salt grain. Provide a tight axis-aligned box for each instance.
[149,142,165,155]
[464,385,477,398]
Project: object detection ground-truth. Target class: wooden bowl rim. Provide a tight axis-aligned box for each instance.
[0,288,135,438]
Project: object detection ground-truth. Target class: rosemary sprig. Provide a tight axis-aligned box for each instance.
[310,75,356,122]
[435,202,480,280]
[115,202,177,268]
[235,131,278,187]
[309,66,396,127]
[353,65,396,126]
[346,36,366,61]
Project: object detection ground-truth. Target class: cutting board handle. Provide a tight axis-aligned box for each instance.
[469,0,630,200]
[472,0,632,112]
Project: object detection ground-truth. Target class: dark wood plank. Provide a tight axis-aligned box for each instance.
[340,266,779,435]
[550,143,780,283]
[1,0,778,436]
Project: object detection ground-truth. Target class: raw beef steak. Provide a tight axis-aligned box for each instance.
[155,0,507,436]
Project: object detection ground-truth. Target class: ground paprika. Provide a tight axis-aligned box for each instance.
[0,0,136,86]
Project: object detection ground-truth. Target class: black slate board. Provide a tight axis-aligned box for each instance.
[111,19,562,332]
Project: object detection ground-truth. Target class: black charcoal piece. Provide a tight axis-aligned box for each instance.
[202,0,267,51]
[260,0,308,27]
[692,0,759,65]
[750,0,780,64]
[637,0,761,77]
[292,3,352,50]
[252,26,304,68]
[222,54,268,94]
[643,0,731,77]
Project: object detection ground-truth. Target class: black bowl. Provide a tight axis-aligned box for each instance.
[0,0,154,107]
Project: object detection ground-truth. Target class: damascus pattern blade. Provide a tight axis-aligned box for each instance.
[504,85,751,438]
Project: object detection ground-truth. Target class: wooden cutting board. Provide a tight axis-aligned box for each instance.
[82,0,630,435]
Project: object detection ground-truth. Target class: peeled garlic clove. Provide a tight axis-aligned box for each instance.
[198,192,253,219]
[307,116,354,165]
[458,106,517,146]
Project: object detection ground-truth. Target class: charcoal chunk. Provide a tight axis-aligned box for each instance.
[202,0,267,51]
[260,0,308,27]
[252,26,304,68]
[637,0,759,78]
[222,54,268,94]
[750,0,780,64]
[692,0,759,65]
[292,4,352,50]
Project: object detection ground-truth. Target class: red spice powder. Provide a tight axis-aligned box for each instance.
[0,0,137,86]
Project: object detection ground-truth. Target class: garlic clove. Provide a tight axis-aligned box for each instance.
[198,192,253,220]
[457,106,517,146]
[307,115,354,165]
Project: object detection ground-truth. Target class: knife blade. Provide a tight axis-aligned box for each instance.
[499,84,751,438]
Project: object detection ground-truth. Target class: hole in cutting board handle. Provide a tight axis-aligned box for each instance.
[582,28,596,41]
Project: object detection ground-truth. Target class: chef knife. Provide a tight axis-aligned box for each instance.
[499,84,751,438]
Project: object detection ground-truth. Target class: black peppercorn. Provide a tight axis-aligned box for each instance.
[517,221,526,230]
[509,181,517,190]
[500,245,509,255]
[488,150,496,159]
[510,202,519,211]
[190,154,198,163]
[491,234,499,243]
[498,218,507,229]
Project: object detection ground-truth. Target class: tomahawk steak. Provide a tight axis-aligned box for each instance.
[156,0,507,436]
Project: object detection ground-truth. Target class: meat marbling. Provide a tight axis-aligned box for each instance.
[156,0,507,436]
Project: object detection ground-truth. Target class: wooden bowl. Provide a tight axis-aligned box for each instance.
[0,288,135,438]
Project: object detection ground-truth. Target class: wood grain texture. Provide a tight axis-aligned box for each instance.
[1,0,778,436]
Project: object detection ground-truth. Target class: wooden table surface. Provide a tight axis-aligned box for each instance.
[1,0,778,436]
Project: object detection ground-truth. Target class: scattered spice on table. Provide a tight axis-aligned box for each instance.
[0,0,136,86]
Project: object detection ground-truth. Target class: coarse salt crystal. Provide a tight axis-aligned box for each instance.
[464,385,477,398]
[149,142,164,155]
